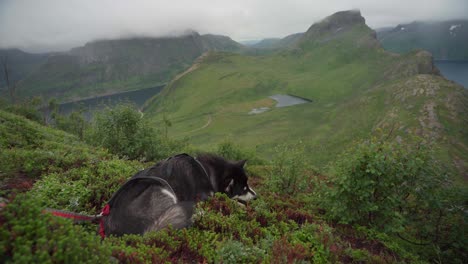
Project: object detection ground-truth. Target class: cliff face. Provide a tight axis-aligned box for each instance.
[304,10,365,36]
[298,10,380,49]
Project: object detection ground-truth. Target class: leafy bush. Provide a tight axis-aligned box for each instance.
[54,110,88,140]
[216,239,264,263]
[321,138,449,230]
[267,142,312,195]
[0,97,44,124]
[216,139,264,165]
[320,138,467,262]
[31,158,143,213]
[88,104,186,161]
[0,194,111,263]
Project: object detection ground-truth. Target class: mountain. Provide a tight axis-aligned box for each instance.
[145,10,467,178]
[0,49,49,92]
[13,32,244,102]
[251,33,304,49]
[377,20,468,60]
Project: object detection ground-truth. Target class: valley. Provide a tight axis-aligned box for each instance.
[144,11,467,178]
[1,4,467,262]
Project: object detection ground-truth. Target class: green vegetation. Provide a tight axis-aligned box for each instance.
[318,138,466,261]
[88,104,187,161]
[12,33,243,102]
[1,105,466,263]
[1,10,466,264]
[144,13,467,179]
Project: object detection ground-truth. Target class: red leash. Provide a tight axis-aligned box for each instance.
[42,208,102,223]
[1,198,111,238]
[43,206,110,239]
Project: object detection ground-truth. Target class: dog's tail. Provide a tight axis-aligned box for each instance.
[146,201,195,232]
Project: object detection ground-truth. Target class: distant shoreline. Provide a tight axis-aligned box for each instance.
[59,84,166,105]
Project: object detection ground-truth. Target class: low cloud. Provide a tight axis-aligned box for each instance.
[1,0,467,53]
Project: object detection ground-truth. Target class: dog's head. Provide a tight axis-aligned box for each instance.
[222,160,257,203]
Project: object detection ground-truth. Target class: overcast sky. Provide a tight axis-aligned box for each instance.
[1,0,467,53]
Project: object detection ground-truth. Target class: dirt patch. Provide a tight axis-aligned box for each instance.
[1,173,35,193]
[419,101,443,139]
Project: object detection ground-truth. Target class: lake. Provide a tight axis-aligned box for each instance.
[249,94,311,114]
[435,61,468,88]
[269,94,311,107]
[58,85,165,115]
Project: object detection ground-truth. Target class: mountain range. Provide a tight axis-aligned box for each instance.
[143,10,467,179]
[1,10,466,178]
[376,20,468,60]
[0,32,243,102]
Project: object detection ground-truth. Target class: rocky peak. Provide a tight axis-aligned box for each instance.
[305,10,365,36]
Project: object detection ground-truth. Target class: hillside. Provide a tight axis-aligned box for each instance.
[251,33,304,50]
[145,10,468,178]
[14,32,244,102]
[3,107,466,263]
[377,20,468,60]
[0,48,48,93]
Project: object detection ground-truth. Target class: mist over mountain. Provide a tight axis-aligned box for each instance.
[377,20,468,60]
[1,32,243,101]
[1,7,467,263]
[0,49,49,88]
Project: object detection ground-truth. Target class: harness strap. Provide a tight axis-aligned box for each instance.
[194,157,210,181]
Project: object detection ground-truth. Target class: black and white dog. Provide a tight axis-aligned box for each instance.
[101,153,256,236]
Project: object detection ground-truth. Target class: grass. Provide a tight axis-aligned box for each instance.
[0,110,416,263]
[145,23,468,177]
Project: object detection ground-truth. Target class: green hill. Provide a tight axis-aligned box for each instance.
[251,33,304,50]
[0,48,49,95]
[145,10,468,178]
[377,20,468,60]
[14,32,244,102]
[2,108,464,263]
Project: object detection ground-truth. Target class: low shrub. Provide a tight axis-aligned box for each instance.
[87,104,187,162]
[0,194,111,263]
[216,139,265,165]
[267,142,312,195]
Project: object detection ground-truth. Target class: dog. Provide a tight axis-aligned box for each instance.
[101,153,257,236]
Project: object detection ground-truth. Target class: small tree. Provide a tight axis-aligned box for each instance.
[88,104,186,161]
[2,56,16,104]
[321,138,449,232]
[268,142,311,195]
[90,104,142,158]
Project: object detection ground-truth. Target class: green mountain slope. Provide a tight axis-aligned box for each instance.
[251,33,304,50]
[0,48,48,91]
[377,20,468,60]
[145,10,468,177]
[15,33,244,102]
[1,108,439,263]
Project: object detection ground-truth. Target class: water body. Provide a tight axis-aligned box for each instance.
[249,94,311,114]
[435,61,468,88]
[269,94,311,107]
[58,85,165,115]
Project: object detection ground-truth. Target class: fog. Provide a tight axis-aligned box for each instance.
[1,0,467,53]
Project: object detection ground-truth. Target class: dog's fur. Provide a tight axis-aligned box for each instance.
[102,153,256,236]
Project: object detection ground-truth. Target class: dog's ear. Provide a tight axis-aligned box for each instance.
[236,160,247,168]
